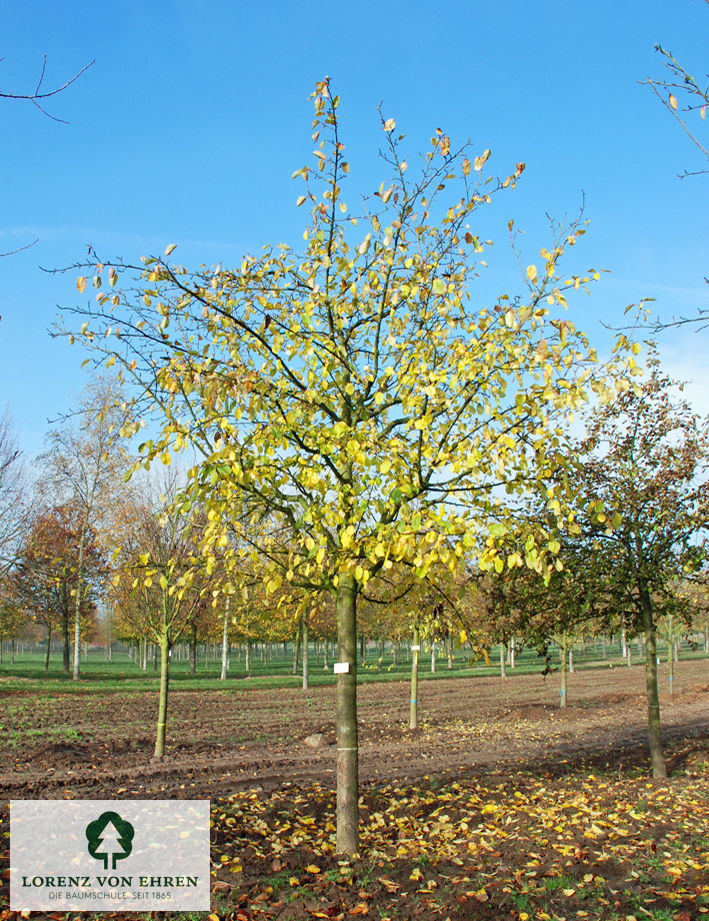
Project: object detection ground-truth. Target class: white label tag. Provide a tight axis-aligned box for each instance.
[411,645,421,651]
[333,662,350,674]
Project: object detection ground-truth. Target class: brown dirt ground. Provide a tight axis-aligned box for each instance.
[0,659,706,799]
[0,660,707,921]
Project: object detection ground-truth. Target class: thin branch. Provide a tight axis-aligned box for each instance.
[0,238,38,258]
[0,55,94,124]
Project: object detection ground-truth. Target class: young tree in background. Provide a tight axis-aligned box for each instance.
[110,479,207,759]
[577,357,708,777]
[0,411,28,577]
[12,504,103,672]
[40,378,131,680]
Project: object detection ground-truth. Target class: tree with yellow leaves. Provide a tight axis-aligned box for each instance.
[61,79,631,852]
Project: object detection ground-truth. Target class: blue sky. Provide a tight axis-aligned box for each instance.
[1,0,707,458]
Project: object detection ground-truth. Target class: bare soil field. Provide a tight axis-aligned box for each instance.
[1,661,707,921]
[0,659,706,799]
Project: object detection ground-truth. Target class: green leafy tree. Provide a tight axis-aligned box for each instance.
[577,356,709,777]
[60,80,629,853]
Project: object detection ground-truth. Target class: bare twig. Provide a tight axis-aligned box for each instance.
[0,238,39,258]
[0,55,94,124]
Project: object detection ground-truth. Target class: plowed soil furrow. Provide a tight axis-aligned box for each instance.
[1,660,707,800]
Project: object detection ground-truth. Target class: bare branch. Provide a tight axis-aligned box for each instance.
[0,55,94,124]
[0,238,38,259]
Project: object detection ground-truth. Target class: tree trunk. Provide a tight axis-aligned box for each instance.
[44,625,51,671]
[640,586,666,778]
[153,636,170,759]
[292,621,301,675]
[359,634,366,666]
[410,623,420,730]
[509,636,516,668]
[220,596,230,681]
[245,639,251,673]
[499,642,507,679]
[71,521,87,681]
[568,646,574,675]
[62,616,70,675]
[302,611,310,690]
[335,573,358,855]
[323,641,329,670]
[447,631,453,669]
[430,641,436,673]
[189,622,197,675]
[559,632,568,708]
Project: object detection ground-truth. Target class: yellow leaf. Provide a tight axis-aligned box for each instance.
[296,195,306,207]
[474,148,491,170]
[306,864,321,874]
[77,276,87,293]
[164,243,177,256]
[631,342,642,355]
[669,93,678,110]
[289,877,300,886]
[526,264,538,283]
[383,118,396,132]
[409,868,424,881]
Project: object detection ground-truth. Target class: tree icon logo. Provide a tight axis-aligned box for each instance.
[85,811,134,869]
